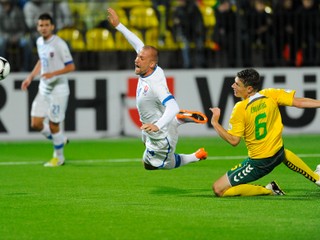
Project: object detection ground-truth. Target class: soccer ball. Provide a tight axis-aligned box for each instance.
[0,56,10,81]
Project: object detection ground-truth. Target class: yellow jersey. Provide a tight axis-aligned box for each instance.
[227,88,296,158]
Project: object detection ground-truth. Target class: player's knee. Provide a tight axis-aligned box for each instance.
[212,182,223,197]
[30,121,42,131]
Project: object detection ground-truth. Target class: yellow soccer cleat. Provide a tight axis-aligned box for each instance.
[44,157,64,167]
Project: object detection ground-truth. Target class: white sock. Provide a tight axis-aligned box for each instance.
[52,131,65,162]
[178,153,199,167]
[41,123,52,140]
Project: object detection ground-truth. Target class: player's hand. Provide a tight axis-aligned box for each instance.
[107,8,120,27]
[209,107,221,125]
[21,76,33,91]
[42,72,55,79]
[141,123,159,133]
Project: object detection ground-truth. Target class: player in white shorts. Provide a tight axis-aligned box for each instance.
[107,8,208,170]
[21,13,75,167]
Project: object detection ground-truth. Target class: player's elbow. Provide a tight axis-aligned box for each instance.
[229,138,241,147]
[69,63,76,71]
[230,142,240,147]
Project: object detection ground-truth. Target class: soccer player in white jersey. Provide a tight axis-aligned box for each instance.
[107,8,208,170]
[21,13,75,167]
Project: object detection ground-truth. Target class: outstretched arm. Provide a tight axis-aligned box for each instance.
[107,7,144,53]
[210,107,241,146]
[292,97,320,108]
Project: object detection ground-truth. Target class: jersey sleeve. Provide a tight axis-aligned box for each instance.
[260,88,296,106]
[58,39,74,65]
[149,67,174,105]
[158,81,173,106]
[116,23,144,53]
[155,98,179,130]
[152,74,177,130]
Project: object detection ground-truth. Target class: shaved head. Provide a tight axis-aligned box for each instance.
[142,45,159,64]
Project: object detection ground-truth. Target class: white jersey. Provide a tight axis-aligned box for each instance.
[137,66,175,139]
[116,23,176,140]
[36,34,73,96]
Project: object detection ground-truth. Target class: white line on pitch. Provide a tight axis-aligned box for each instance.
[1,154,320,166]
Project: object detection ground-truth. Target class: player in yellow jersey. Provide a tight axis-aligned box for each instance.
[210,68,320,197]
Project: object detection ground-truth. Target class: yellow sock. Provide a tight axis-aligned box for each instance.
[222,184,272,197]
[284,149,319,183]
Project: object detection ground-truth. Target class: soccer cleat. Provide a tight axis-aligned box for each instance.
[44,157,64,167]
[176,110,208,124]
[315,164,320,186]
[315,164,320,175]
[195,148,208,160]
[265,181,285,195]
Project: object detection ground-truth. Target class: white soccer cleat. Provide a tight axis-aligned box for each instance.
[265,181,285,195]
[315,164,320,186]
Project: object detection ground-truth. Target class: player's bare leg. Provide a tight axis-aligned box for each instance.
[31,116,45,131]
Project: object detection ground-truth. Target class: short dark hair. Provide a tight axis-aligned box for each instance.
[236,69,261,91]
[38,13,54,24]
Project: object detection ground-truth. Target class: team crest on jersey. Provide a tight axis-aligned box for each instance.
[50,52,54,58]
[143,85,149,95]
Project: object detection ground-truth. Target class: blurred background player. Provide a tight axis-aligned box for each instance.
[212,0,236,67]
[21,13,75,167]
[23,0,73,47]
[0,0,33,71]
[295,0,320,66]
[107,7,208,170]
[172,0,206,68]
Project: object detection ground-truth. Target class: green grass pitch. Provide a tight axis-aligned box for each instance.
[0,135,319,240]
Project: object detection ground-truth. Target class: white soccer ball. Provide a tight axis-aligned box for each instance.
[0,56,10,81]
